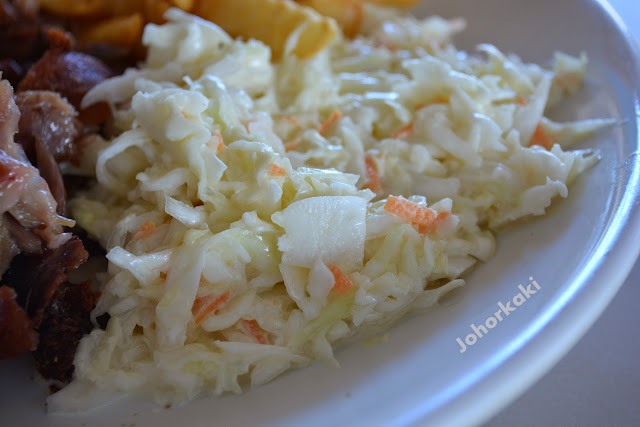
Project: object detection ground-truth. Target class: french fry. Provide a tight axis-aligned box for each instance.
[192,0,338,60]
[365,0,423,8]
[77,13,145,48]
[39,0,107,18]
[102,0,147,16]
[169,0,195,11]
[297,0,363,38]
[144,0,172,24]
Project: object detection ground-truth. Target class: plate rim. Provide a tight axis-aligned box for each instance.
[410,1,640,424]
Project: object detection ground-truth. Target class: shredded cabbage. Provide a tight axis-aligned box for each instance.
[55,5,610,411]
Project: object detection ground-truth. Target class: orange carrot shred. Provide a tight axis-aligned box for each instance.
[379,41,396,51]
[318,110,341,135]
[284,139,300,152]
[392,122,414,139]
[384,195,441,232]
[283,115,301,127]
[193,290,231,325]
[328,264,353,295]
[207,131,224,152]
[419,211,453,234]
[433,95,449,104]
[530,123,553,150]
[516,97,528,106]
[241,319,269,344]
[364,154,382,193]
[268,164,287,177]
[133,220,155,240]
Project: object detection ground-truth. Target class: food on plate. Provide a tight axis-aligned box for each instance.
[296,0,364,38]
[0,79,72,358]
[33,1,612,411]
[192,0,339,59]
[366,0,423,8]
[1,6,116,382]
[17,28,114,125]
[35,0,421,61]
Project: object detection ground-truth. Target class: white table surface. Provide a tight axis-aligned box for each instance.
[485,1,640,425]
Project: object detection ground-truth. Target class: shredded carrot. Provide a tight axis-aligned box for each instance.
[420,211,453,234]
[530,123,553,150]
[433,94,449,104]
[415,95,448,111]
[193,290,231,325]
[284,139,300,152]
[516,97,528,106]
[268,164,287,177]
[207,131,224,152]
[282,115,300,127]
[384,195,443,233]
[241,319,269,344]
[133,220,155,240]
[328,264,353,295]
[392,122,414,139]
[318,110,341,135]
[364,153,382,193]
[379,41,396,51]
[181,110,188,118]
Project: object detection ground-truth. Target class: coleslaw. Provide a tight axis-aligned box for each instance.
[50,5,610,411]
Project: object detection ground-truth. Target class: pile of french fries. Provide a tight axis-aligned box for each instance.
[40,0,421,59]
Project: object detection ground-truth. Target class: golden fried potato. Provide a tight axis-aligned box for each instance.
[142,0,171,23]
[366,0,422,8]
[192,0,338,60]
[77,14,145,48]
[101,0,146,16]
[39,0,107,18]
[297,0,363,38]
[169,0,195,11]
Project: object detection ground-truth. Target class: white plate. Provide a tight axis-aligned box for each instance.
[2,0,640,425]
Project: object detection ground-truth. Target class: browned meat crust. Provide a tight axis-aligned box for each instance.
[15,91,81,163]
[32,280,99,382]
[0,284,38,358]
[3,236,88,326]
[0,2,115,384]
[18,28,113,124]
[14,90,83,214]
[0,79,69,275]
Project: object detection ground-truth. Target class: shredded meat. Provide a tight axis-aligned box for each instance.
[0,284,38,358]
[1,235,89,366]
[2,236,88,327]
[0,3,117,383]
[0,3,113,383]
[32,280,99,382]
[0,79,85,364]
[18,28,113,124]
[0,79,70,276]
[14,90,83,214]
[14,91,81,163]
